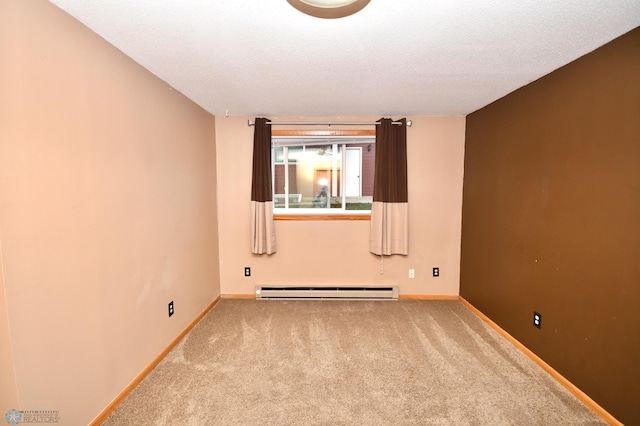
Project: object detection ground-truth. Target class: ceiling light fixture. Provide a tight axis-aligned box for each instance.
[287,0,370,19]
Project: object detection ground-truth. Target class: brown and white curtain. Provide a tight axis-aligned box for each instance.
[369,118,408,255]
[251,118,276,254]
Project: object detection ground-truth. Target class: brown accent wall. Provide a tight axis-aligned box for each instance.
[461,28,640,424]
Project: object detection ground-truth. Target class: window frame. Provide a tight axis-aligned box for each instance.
[272,129,375,221]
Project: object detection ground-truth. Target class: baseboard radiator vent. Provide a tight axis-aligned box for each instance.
[255,286,398,301]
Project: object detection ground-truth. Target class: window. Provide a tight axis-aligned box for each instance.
[272,133,375,215]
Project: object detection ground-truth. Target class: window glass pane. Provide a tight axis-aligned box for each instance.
[274,146,284,164]
[344,142,373,211]
[273,137,374,213]
[284,145,341,209]
[287,146,302,163]
[286,147,302,208]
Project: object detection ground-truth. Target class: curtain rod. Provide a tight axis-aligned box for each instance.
[247,120,411,127]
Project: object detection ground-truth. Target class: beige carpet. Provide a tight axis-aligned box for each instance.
[103,299,605,425]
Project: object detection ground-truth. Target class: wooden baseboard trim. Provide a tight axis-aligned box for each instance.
[458,296,622,426]
[399,294,459,300]
[89,296,221,425]
[221,294,255,299]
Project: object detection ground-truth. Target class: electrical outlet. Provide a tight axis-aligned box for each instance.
[409,269,415,279]
[533,312,542,329]
[244,267,251,277]
[433,267,440,277]
[168,301,174,317]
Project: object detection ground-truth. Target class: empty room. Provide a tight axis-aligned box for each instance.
[1,1,638,425]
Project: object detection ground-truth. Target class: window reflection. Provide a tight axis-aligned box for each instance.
[273,138,374,212]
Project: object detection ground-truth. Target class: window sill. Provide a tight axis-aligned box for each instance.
[274,214,371,221]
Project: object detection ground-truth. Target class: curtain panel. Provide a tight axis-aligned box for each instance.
[369,118,409,255]
[251,117,276,254]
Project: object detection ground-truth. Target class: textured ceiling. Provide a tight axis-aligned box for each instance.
[48,0,640,117]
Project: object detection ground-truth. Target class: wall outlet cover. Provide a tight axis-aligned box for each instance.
[533,312,542,328]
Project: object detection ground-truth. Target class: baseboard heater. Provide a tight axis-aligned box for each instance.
[255,286,398,301]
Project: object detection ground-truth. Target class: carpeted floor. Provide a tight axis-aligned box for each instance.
[103,299,606,425]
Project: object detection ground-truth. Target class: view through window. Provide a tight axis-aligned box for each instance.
[272,135,375,214]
